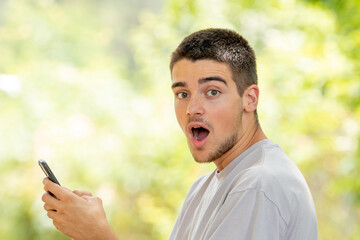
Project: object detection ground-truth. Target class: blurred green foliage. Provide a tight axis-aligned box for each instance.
[0,0,359,239]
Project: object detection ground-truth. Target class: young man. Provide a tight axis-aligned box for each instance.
[42,28,318,240]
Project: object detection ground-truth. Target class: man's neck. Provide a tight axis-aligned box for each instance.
[214,123,267,172]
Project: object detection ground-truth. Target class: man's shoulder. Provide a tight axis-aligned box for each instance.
[231,141,310,197]
[229,141,316,225]
[259,142,311,195]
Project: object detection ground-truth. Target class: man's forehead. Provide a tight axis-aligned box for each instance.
[172,58,230,70]
[171,59,232,83]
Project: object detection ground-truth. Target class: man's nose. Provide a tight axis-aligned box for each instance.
[186,95,205,116]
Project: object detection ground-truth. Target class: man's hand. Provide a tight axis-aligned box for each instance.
[42,178,118,240]
[72,189,93,197]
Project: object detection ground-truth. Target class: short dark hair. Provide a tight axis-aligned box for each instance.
[170,28,258,97]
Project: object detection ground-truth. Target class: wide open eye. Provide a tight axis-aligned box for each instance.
[177,92,189,99]
[206,89,220,97]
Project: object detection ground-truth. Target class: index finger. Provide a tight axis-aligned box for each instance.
[73,189,93,197]
[43,177,71,200]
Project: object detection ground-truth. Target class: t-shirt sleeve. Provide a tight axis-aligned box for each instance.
[205,188,287,240]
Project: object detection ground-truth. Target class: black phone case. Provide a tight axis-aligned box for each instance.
[38,159,61,185]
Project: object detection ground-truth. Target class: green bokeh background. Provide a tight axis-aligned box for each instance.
[0,0,359,239]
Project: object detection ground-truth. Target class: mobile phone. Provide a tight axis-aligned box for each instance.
[38,159,61,185]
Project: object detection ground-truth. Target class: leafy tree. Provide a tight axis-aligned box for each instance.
[0,0,358,239]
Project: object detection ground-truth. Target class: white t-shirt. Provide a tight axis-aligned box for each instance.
[169,139,318,240]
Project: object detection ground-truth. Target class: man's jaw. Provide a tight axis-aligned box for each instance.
[191,131,239,167]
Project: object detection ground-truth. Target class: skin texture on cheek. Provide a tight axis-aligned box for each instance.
[172,59,245,164]
[183,103,243,163]
[205,107,243,163]
[175,97,244,164]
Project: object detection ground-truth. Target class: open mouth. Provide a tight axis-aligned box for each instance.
[192,126,210,141]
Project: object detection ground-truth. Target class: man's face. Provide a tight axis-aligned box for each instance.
[171,59,244,163]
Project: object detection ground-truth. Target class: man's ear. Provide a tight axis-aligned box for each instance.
[242,84,259,113]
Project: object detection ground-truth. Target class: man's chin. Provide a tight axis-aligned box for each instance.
[194,158,214,164]
[190,151,214,164]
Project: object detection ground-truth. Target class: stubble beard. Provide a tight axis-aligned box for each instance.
[206,132,238,163]
[192,110,242,164]
[193,132,239,163]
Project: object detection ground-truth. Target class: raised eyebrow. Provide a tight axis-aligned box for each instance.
[198,76,228,86]
[171,81,187,89]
